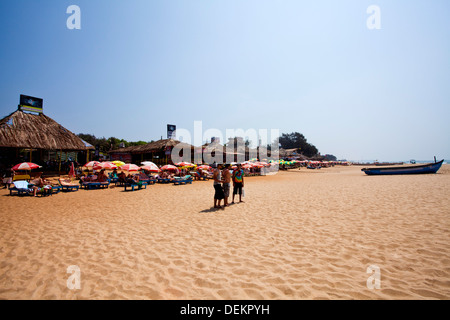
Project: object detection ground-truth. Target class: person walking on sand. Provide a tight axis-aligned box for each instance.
[222,164,231,207]
[213,163,225,209]
[232,163,245,203]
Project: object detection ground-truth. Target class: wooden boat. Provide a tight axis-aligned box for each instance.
[361,160,444,175]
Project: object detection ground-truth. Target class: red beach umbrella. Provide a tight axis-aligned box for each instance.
[12,162,41,171]
[175,162,195,167]
[120,164,141,172]
[84,161,100,168]
[197,165,211,170]
[161,164,179,172]
[141,165,160,172]
[93,162,118,171]
[68,162,76,178]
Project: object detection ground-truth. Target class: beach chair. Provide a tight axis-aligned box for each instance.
[80,176,110,190]
[124,181,147,191]
[9,181,33,196]
[108,173,119,184]
[13,174,31,182]
[156,178,171,184]
[59,178,80,192]
[173,175,193,185]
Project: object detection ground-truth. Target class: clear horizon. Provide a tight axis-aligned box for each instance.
[1,0,449,162]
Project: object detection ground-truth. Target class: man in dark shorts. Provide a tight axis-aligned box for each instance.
[232,163,244,203]
[213,163,225,208]
[222,164,231,207]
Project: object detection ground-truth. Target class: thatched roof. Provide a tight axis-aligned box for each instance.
[109,139,193,154]
[0,110,92,150]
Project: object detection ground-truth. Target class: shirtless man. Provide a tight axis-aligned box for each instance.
[222,164,231,207]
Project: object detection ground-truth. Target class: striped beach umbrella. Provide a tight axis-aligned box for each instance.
[141,164,160,172]
[175,162,195,168]
[111,160,126,167]
[12,162,41,171]
[94,162,118,170]
[84,161,100,168]
[120,164,140,172]
[161,164,179,172]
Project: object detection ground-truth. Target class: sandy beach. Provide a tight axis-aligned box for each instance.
[0,165,449,300]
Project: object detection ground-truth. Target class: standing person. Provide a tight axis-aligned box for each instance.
[232,163,245,203]
[213,163,225,209]
[222,164,231,207]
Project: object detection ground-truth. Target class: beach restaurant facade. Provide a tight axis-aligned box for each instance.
[0,108,93,172]
[109,138,275,165]
[109,139,196,166]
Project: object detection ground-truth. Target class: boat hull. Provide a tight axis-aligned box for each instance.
[362,160,444,175]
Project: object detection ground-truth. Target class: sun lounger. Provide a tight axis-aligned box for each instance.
[9,181,33,196]
[124,182,147,191]
[80,177,110,190]
[59,178,80,192]
[173,175,193,185]
[13,174,31,182]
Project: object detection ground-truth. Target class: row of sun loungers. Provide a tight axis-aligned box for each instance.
[8,173,199,196]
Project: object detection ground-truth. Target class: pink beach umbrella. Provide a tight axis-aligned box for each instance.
[84,161,100,168]
[141,165,160,172]
[161,164,179,172]
[120,164,141,172]
[197,165,211,170]
[175,161,195,167]
[93,162,118,171]
[12,162,41,171]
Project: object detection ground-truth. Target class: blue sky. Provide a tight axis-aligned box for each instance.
[0,0,449,161]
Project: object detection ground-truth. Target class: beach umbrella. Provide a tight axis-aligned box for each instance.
[94,162,118,170]
[84,161,100,168]
[242,164,253,169]
[175,161,195,168]
[197,165,211,170]
[111,160,125,167]
[120,164,140,172]
[161,164,179,171]
[141,161,158,167]
[141,165,160,172]
[12,162,41,171]
[68,162,76,178]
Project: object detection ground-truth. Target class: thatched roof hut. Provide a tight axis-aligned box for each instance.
[109,139,193,154]
[0,110,92,151]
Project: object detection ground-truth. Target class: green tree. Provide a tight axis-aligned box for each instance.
[279,132,319,158]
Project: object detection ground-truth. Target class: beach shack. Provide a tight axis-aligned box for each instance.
[109,138,195,165]
[0,107,94,173]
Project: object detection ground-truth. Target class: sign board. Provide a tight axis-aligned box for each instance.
[19,95,43,114]
[167,124,176,139]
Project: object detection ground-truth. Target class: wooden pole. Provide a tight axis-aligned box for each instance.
[59,150,62,172]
